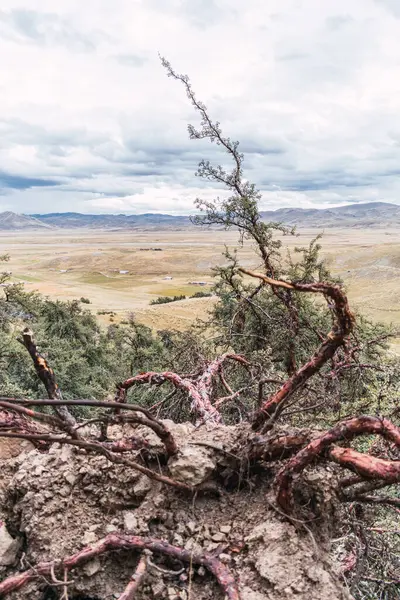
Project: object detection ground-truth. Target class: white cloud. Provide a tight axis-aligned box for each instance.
[1,0,400,214]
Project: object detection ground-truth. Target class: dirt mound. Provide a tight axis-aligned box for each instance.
[0,425,350,600]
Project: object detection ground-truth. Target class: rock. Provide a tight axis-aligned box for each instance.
[168,445,216,486]
[153,493,166,507]
[82,558,101,576]
[168,586,178,599]
[212,532,225,542]
[58,485,72,497]
[163,421,195,439]
[207,542,221,552]
[219,553,231,562]
[0,523,20,566]
[133,475,152,498]
[184,538,202,554]
[176,523,186,534]
[123,512,138,531]
[105,524,118,534]
[173,533,184,546]
[0,438,34,460]
[33,464,46,476]
[82,530,97,544]
[246,521,287,544]
[152,580,166,597]
[57,445,74,463]
[64,471,77,486]
[220,525,232,534]
[241,587,267,600]
[186,520,197,534]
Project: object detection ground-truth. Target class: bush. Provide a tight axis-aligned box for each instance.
[150,295,186,305]
[80,297,91,304]
[190,290,212,299]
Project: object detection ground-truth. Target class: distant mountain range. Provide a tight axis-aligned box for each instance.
[260,202,400,227]
[1,202,400,230]
[29,212,191,229]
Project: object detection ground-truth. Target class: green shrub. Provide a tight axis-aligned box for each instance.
[150,295,186,305]
[190,290,212,298]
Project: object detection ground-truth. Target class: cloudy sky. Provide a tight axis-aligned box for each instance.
[1,0,400,215]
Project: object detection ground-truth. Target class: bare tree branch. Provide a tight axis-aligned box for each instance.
[19,328,78,437]
[0,397,178,456]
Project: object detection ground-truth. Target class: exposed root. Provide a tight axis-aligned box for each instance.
[276,416,400,512]
[239,269,354,430]
[0,431,192,492]
[119,554,148,600]
[0,533,240,600]
[114,354,250,425]
[341,494,400,509]
[115,371,223,424]
[0,397,178,457]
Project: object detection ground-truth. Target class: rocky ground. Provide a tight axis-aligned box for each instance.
[0,423,351,600]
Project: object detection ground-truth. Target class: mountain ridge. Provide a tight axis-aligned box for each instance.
[31,202,400,229]
[0,211,53,230]
[259,201,400,227]
[0,202,400,230]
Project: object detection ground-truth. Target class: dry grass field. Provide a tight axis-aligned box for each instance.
[1,227,400,348]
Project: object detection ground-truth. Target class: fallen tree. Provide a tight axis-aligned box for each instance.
[0,61,399,600]
[0,292,399,598]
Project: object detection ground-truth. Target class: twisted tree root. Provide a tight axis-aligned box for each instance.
[114,355,249,425]
[276,416,400,512]
[239,269,354,430]
[0,533,241,599]
[115,371,223,424]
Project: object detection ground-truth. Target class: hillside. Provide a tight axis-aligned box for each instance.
[0,211,53,230]
[260,201,400,227]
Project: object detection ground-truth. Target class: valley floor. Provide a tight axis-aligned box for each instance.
[2,227,400,348]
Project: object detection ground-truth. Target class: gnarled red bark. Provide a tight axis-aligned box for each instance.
[116,371,223,424]
[0,533,240,600]
[0,400,63,429]
[276,416,400,512]
[247,431,313,462]
[238,269,354,430]
[114,353,250,425]
[328,446,400,482]
[119,554,148,599]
